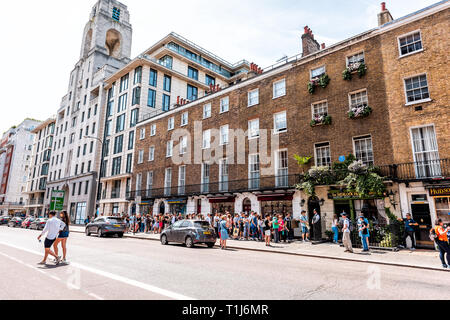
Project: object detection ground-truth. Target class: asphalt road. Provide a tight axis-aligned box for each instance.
[0,226,449,300]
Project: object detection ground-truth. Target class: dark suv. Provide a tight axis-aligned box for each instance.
[85,217,127,238]
[160,220,216,248]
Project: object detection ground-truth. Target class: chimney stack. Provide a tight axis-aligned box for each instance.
[378,2,394,26]
[302,26,320,57]
[321,43,326,50]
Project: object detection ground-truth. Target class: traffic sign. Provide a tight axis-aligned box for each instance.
[50,190,65,211]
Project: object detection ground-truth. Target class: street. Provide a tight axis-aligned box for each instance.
[0,226,449,300]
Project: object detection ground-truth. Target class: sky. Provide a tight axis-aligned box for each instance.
[0,0,439,134]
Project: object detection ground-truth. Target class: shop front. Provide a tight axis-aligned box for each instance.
[428,186,450,224]
[258,193,294,216]
[327,189,388,225]
[167,198,187,215]
[138,200,154,216]
[209,196,235,214]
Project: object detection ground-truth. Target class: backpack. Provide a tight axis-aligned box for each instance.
[429,227,437,242]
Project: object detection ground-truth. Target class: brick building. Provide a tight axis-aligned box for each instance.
[126,1,449,241]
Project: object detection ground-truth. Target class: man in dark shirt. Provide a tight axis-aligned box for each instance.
[398,213,419,250]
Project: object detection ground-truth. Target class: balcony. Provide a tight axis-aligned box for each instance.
[379,159,450,181]
[26,199,44,206]
[126,175,300,200]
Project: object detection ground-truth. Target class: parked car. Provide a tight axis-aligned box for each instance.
[8,217,24,228]
[160,220,216,248]
[30,218,48,230]
[85,217,126,238]
[21,217,35,229]
[0,216,11,225]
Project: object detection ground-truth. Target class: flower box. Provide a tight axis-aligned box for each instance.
[343,63,367,81]
[348,104,372,119]
[310,115,332,127]
[308,74,330,94]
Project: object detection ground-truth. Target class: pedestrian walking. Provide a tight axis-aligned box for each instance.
[358,215,370,252]
[342,213,353,253]
[432,219,450,268]
[332,214,339,244]
[37,211,66,265]
[53,211,70,264]
[398,213,419,250]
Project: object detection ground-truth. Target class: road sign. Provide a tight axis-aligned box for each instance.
[50,190,65,211]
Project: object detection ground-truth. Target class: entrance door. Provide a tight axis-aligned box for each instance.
[197,199,202,215]
[159,202,166,215]
[243,198,252,214]
[411,203,433,249]
[308,197,321,240]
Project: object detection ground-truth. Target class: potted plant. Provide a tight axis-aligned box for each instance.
[343,68,352,81]
[294,155,312,174]
[343,63,367,81]
[308,74,330,94]
[310,115,332,127]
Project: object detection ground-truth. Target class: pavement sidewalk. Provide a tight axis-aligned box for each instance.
[70,225,447,272]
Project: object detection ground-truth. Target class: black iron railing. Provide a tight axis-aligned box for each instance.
[126,175,300,200]
[379,159,450,181]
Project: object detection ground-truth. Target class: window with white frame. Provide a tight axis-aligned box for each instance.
[178,166,186,195]
[310,66,326,80]
[404,74,430,104]
[249,154,260,189]
[248,89,259,107]
[399,31,422,57]
[136,173,142,192]
[148,146,155,161]
[179,136,187,155]
[203,129,211,149]
[315,142,331,167]
[201,163,210,193]
[276,150,289,187]
[248,119,260,139]
[138,150,144,164]
[181,112,188,126]
[220,97,229,113]
[411,125,441,178]
[166,140,173,157]
[312,101,328,118]
[274,111,287,133]
[219,158,229,192]
[139,128,145,140]
[150,124,156,136]
[347,52,365,70]
[203,104,211,119]
[353,136,374,166]
[168,117,175,131]
[349,90,368,109]
[220,125,229,145]
[273,79,286,98]
[146,171,153,197]
[164,168,172,196]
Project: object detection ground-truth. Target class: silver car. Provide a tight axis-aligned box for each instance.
[160,220,216,248]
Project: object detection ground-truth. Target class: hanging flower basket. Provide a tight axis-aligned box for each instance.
[310,115,332,127]
[348,104,372,119]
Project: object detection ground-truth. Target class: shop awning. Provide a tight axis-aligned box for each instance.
[208,196,236,203]
[257,193,294,201]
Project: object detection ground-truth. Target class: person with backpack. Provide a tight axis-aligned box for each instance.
[342,212,353,253]
[431,219,450,269]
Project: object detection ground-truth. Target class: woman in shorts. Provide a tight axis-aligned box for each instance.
[53,211,70,263]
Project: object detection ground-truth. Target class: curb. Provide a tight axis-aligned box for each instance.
[71,229,447,273]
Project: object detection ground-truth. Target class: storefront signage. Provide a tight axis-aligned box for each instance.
[429,187,450,197]
[139,200,154,206]
[167,199,187,204]
[328,190,387,200]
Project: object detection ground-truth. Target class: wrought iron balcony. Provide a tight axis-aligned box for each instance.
[379,159,450,181]
[126,175,300,200]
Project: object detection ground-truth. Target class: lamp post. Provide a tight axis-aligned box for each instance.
[84,135,104,220]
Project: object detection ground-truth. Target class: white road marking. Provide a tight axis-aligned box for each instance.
[0,241,196,300]
[88,292,104,300]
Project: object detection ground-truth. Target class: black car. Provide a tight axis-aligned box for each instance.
[30,218,48,230]
[0,216,11,225]
[8,217,23,228]
[160,220,216,248]
[85,217,126,238]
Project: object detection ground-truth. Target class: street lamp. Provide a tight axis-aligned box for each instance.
[84,135,104,219]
